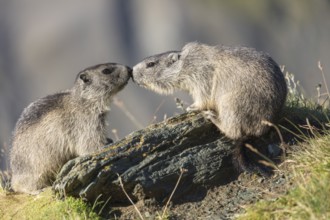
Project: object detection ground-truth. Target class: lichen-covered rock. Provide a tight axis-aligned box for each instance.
[53,106,327,204]
[53,112,237,203]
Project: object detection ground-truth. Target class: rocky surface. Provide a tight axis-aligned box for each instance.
[53,106,326,219]
[116,170,293,220]
[53,112,238,203]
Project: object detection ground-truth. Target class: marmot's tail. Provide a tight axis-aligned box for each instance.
[232,140,273,176]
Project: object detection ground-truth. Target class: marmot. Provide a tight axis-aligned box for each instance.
[132,42,287,174]
[10,63,132,194]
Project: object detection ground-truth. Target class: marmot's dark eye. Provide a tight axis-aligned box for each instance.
[146,62,156,68]
[102,67,116,75]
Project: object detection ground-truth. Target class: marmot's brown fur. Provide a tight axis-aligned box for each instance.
[10,63,132,194]
[133,42,287,174]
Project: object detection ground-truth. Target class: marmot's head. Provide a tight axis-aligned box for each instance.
[132,51,185,94]
[74,63,132,101]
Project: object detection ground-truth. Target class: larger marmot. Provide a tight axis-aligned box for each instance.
[10,63,132,194]
[132,42,287,174]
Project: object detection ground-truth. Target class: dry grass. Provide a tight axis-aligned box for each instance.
[238,62,330,220]
[238,128,330,220]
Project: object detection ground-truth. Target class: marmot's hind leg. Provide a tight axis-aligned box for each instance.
[203,110,274,176]
[232,140,273,177]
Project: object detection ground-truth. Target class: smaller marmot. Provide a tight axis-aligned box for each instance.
[132,42,287,174]
[10,63,132,194]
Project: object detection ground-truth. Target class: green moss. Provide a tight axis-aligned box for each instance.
[0,188,100,220]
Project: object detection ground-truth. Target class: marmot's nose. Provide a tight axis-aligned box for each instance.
[127,67,133,77]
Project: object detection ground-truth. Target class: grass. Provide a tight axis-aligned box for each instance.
[0,188,101,220]
[238,129,330,220]
[238,64,330,220]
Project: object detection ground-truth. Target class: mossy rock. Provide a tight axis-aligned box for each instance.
[53,106,329,204]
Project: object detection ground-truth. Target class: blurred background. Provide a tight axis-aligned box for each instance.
[1,0,330,170]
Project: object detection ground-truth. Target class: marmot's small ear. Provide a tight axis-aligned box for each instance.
[79,73,91,84]
[168,53,181,63]
[167,53,181,67]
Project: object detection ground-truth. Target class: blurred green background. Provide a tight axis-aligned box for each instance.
[1,0,329,170]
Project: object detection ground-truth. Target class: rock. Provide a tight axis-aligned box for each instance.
[53,111,237,203]
[52,106,327,204]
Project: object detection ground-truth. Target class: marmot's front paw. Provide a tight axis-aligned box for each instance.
[186,104,199,112]
[202,110,217,120]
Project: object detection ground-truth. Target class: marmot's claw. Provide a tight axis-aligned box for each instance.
[203,110,217,119]
[186,105,198,112]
